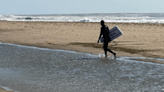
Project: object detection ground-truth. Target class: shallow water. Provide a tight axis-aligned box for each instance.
[0,43,164,92]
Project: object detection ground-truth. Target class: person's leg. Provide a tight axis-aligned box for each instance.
[103,42,108,58]
[104,41,116,59]
[107,48,116,59]
[107,48,114,54]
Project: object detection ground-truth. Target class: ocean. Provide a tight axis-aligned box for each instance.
[0,43,164,92]
[1,13,164,23]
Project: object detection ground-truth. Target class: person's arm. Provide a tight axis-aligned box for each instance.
[97,28,102,43]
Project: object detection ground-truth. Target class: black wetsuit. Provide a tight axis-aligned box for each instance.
[100,25,115,56]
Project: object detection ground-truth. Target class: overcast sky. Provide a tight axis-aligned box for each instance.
[0,0,164,14]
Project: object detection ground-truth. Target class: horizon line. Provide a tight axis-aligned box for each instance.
[1,12,164,15]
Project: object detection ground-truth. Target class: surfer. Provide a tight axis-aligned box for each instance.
[97,20,116,59]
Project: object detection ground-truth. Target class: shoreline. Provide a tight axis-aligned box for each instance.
[0,42,164,92]
[0,87,14,92]
[0,20,164,91]
[0,21,164,62]
[1,42,164,64]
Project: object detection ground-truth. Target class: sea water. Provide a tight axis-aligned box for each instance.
[1,13,164,23]
[0,43,164,92]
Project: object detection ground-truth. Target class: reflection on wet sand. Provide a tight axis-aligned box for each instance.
[0,43,164,92]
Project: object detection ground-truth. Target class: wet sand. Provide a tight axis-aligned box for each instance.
[0,43,164,92]
[0,88,13,92]
[0,21,164,91]
[0,21,163,60]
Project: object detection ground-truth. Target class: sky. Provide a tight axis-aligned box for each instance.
[0,0,164,15]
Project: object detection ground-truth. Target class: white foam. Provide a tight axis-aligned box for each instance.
[0,86,19,92]
[1,13,164,23]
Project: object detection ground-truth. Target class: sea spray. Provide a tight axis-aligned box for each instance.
[1,13,164,23]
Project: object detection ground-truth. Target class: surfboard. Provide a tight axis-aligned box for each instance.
[100,26,123,43]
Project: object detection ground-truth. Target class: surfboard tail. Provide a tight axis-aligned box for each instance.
[109,25,123,41]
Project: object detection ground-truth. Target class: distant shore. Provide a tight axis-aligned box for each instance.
[0,21,164,63]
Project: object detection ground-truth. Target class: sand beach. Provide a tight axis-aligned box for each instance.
[0,21,164,92]
[0,21,163,59]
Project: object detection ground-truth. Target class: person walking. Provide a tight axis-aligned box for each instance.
[97,20,116,59]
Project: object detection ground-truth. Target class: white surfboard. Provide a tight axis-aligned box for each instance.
[100,26,123,43]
